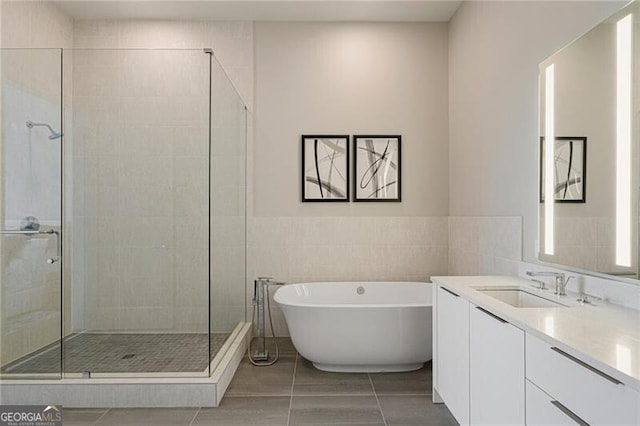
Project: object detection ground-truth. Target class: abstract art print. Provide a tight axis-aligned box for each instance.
[301,135,349,202]
[354,135,401,202]
[540,136,587,203]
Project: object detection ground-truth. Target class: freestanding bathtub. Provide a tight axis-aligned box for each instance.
[273,281,432,373]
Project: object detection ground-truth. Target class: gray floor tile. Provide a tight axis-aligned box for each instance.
[294,357,374,396]
[273,337,297,355]
[193,396,289,425]
[378,395,458,425]
[247,337,297,356]
[225,355,296,396]
[62,408,108,425]
[289,395,384,425]
[369,362,432,395]
[94,408,198,426]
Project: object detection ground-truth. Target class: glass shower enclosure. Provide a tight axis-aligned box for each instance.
[0,48,247,379]
[0,48,63,379]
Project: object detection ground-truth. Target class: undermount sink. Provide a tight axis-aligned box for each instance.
[478,288,569,308]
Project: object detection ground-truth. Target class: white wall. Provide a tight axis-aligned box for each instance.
[448,0,626,265]
[252,22,450,335]
[254,22,449,217]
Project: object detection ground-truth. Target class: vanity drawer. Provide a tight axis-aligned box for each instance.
[526,333,639,425]
[526,379,580,426]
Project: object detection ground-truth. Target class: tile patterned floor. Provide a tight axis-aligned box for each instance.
[2,333,230,374]
[63,338,458,425]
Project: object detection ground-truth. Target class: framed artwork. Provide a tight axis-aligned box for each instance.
[540,136,587,203]
[353,135,401,202]
[301,135,349,202]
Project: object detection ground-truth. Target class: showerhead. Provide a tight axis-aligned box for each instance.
[26,120,63,140]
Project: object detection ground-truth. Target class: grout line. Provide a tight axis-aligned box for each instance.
[286,353,298,426]
[374,392,433,397]
[227,393,381,397]
[92,407,110,425]
[188,407,201,426]
[224,393,294,398]
[369,374,388,426]
[274,392,378,397]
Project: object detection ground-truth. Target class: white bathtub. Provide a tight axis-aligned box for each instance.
[273,281,432,373]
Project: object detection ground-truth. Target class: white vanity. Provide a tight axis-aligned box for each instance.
[432,275,640,426]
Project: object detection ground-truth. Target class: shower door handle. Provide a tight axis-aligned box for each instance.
[0,229,61,264]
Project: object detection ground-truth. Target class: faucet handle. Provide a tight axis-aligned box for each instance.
[563,275,575,287]
[530,279,547,290]
[577,292,602,304]
[577,294,591,304]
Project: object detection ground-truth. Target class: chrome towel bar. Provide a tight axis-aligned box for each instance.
[0,229,61,264]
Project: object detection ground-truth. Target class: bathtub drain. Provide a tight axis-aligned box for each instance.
[357,286,365,295]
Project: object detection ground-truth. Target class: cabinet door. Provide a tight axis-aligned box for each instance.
[436,286,469,425]
[470,305,525,425]
[526,380,579,426]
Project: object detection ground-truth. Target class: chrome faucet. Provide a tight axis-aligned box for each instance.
[526,271,572,296]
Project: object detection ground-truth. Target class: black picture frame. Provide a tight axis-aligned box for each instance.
[353,135,402,202]
[301,135,350,202]
[539,136,587,203]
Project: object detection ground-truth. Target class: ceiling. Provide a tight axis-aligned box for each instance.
[53,0,462,22]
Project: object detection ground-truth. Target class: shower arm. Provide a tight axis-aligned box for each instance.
[26,120,63,139]
[0,229,61,264]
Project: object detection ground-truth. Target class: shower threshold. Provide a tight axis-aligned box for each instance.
[0,322,250,407]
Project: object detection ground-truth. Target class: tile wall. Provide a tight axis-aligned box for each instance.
[71,20,252,333]
[249,216,450,336]
[72,48,211,332]
[448,216,523,276]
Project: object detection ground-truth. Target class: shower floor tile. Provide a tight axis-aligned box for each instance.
[1,332,230,375]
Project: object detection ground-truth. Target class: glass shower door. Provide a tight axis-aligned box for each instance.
[67,49,211,377]
[0,48,64,379]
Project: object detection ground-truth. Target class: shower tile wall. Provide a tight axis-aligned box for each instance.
[0,2,73,365]
[0,1,73,49]
[249,216,449,336]
[72,20,253,107]
[448,216,522,276]
[72,49,210,332]
[70,20,253,333]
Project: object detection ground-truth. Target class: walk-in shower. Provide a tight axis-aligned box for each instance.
[0,47,247,388]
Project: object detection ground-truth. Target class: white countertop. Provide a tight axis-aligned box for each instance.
[431,276,640,392]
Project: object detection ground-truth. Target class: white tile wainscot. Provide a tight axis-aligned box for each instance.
[431,275,640,426]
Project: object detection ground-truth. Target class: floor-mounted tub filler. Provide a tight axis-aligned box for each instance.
[274,281,432,373]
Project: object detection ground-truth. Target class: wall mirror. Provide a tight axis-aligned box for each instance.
[538,0,639,281]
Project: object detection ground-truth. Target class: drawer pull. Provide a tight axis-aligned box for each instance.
[440,287,459,297]
[475,306,507,324]
[550,400,590,426]
[550,347,623,385]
